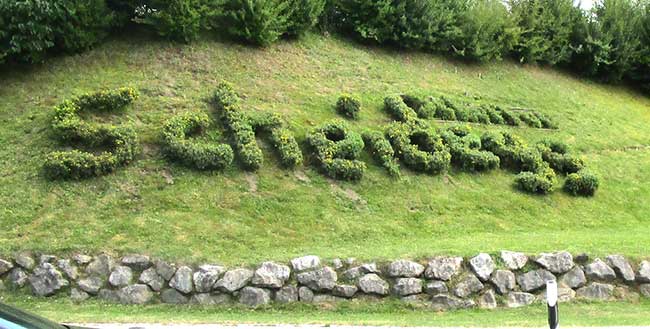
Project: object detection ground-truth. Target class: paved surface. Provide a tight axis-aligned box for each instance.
[70,325,650,329]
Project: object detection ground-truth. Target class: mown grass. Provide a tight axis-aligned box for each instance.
[2,294,650,326]
[0,31,650,265]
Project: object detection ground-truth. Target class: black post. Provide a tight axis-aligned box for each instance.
[547,280,559,329]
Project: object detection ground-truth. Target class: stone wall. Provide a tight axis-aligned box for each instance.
[1,251,649,309]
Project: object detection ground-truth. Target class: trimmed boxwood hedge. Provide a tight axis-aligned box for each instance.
[43,87,139,180]
[515,165,558,194]
[564,170,599,196]
[441,127,499,172]
[386,122,451,174]
[362,130,400,177]
[307,120,366,180]
[161,112,234,170]
[336,94,361,119]
[536,139,585,174]
[385,95,418,122]
[249,112,303,168]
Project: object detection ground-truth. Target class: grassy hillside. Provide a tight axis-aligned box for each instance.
[1,32,650,264]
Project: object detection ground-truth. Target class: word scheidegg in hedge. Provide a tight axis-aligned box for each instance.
[44,85,598,197]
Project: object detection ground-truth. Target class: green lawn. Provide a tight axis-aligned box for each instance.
[2,294,649,326]
[1,32,650,265]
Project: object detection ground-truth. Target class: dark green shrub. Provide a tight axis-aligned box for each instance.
[400,94,425,111]
[286,0,326,36]
[307,120,366,180]
[269,127,303,168]
[435,104,457,121]
[139,0,205,42]
[386,122,451,174]
[441,128,499,172]
[384,95,418,122]
[481,131,544,172]
[362,130,400,177]
[498,108,521,126]
[44,88,139,180]
[515,165,557,194]
[161,112,234,170]
[336,94,361,119]
[534,112,558,129]
[519,111,543,128]
[484,105,505,124]
[564,170,599,196]
[247,111,283,130]
[213,82,264,170]
[454,107,470,122]
[216,0,292,46]
[537,139,584,174]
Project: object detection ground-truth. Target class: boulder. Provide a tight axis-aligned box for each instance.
[56,259,78,280]
[0,259,14,275]
[469,253,495,281]
[331,258,344,270]
[392,278,423,296]
[636,261,650,283]
[559,266,586,289]
[109,266,133,287]
[275,285,299,303]
[121,254,152,271]
[215,268,254,292]
[639,284,650,297]
[453,274,484,298]
[535,251,574,274]
[71,288,90,303]
[478,290,497,309]
[29,263,69,297]
[78,276,104,294]
[8,268,29,288]
[139,267,165,292]
[613,286,639,302]
[574,253,589,264]
[98,289,120,303]
[252,262,290,288]
[86,254,115,278]
[424,257,463,281]
[155,260,177,281]
[190,293,231,305]
[500,251,528,270]
[517,269,555,292]
[72,254,92,265]
[358,273,389,295]
[296,266,337,291]
[193,265,226,293]
[490,270,515,295]
[584,259,616,281]
[298,286,314,302]
[430,294,475,311]
[333,284,358,298]
[506,292,536,308]
[15,252,35,270]
[239,287,271,307]
[538,287,576,303]
[169,266,194,294]
[161,288,189,304]
[606,255,635,282]
[387,260,425,278]
[576,282,614,300]
[312,294,345,303]
[38,255,57,264]
[118,284,154,304]
[291,255,321,272]
[342,263,378,280]
[424,281,448,295]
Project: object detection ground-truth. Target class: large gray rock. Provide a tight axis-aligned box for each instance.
[535,252,574,274]
[15,253,35,270]
[584,259,616,281]
[56,259,78,280]
[98,289,120,303]
[560,266,587,289]
[517,269,555,292]
[424,257,463,281]
[118,284,154,304]
[312,294,345,304]
[506,292,536,308]
[640,284,650,297]
[500,251,528,270]
[276,285,299,303]
[576,282,614,300]
[453,274,484,298]
[109,266,133,287]
[333,284,358,298]
[161,288,189,304]
[297,266,337,291]
[469,253,495,281]
[636,261,650,283]
[0,259,14,275]
[86,254,115,278]
[155,260,177,281]
[430,294,475,311]
[190,293,231,305]
[139,267,165,292]
[193,265,226,293]
[387,260,425,278]
[342,263,378,281]
[121,254,152,271]
[8,268,29,288]
[170,266,194,294]
[252,262,290,288]
[72,254,92,265]
[29,263,69,296]
[358,273,389,295]
[215,268,254,292]
[478,290,497,309]
[78,276,104,294]
[239,286,271,307]
[491,270,515,295]
[38,255,56,265]
[298,286,314,302]
[392,278,423,296]
[71,288,90,303]
[424,281,448,295]
[538,287,576,303]
[291,255,321,272]
[606,255,635,282]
